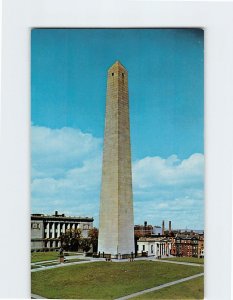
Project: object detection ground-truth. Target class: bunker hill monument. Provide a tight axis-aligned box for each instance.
[98,61,134,257]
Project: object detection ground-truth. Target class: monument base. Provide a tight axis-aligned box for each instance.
[97,252,135,260]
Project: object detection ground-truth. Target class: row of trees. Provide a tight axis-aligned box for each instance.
[60,228,150,254]
[60,228,98,253]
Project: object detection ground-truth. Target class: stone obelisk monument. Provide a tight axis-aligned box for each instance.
[98,61,134,257]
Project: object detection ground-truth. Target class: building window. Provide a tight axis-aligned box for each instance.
[143,245,145,251]
[112,73,114,76]
[32,223,40,229]
[151,245,154,253]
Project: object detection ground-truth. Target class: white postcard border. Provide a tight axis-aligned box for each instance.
[1,1,233,299]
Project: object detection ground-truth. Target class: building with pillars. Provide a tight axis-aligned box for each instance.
[31,211,94,251]
[137,237,172,258]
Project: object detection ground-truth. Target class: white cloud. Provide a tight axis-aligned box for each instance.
[31,157,102,223]
[32,157,101,198]
[31,125,204,229]
[132,153,204,229]
[31,125,102,223]
[133,153,204,189]
[31,125,102,178]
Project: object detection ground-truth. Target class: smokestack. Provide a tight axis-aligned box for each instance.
[169,221,172,233]
[162,220,165,235]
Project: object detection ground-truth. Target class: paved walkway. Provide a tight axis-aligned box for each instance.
[115,272,204,300]
[31,293,47,299]
[31,255,88,265]
[31,258,105,273]
[154,259,203,267]
[31,256,203,272]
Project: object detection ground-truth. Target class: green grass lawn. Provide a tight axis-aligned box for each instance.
[31,251,81,263]
[133,275,204,299]
[31,261,203,299]
[162,257,204,265]
[31,251,59,263]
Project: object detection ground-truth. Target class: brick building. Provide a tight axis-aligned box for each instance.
[198,235,204,258]
[134,221,163,237]
[134,222,154,237]
[171,234,203,257]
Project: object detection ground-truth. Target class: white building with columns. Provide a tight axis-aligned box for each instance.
[31,211,93,251]
[137,237,172,258]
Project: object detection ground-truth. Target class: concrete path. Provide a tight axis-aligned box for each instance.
[31,258,106,272]
[115,272,204,300]
[31,259,57,265]
[31,256,203,272]
[154,259,203,267]
[31,255,87,266]
[31,293,47,299]
[31,256,153,272]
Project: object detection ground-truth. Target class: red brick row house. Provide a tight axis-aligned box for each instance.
[171,235,204,258]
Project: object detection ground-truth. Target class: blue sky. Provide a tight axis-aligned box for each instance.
[31,29,204,230]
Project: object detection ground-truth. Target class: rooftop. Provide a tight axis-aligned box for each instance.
[31,211,94,221]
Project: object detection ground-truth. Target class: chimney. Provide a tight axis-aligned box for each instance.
[144,221,147,227]
[162,220,165,235]
[169,221,172,233]
[55,211,58,216]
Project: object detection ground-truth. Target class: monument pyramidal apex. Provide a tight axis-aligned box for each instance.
[98,61,135,257]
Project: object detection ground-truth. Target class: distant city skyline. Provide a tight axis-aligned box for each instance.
[31,29,204,229]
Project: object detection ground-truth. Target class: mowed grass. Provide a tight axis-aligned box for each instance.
[31,251,80,263]
[31,252,59,263]
[133,275,204,299]
[31,261,203,299]
[162,257,204,265]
